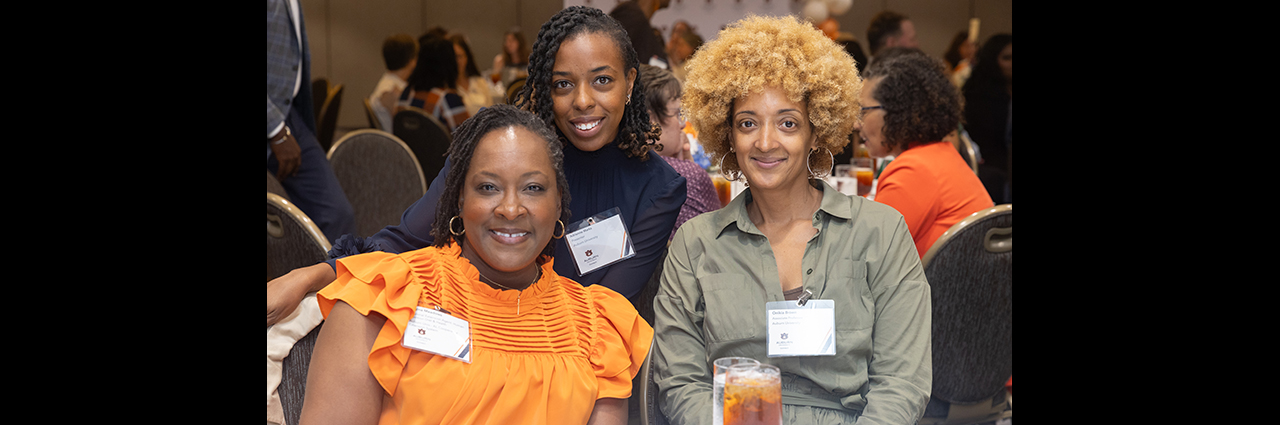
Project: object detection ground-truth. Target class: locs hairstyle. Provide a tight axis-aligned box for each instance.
[430,104,572,258]
[513,5,658,160]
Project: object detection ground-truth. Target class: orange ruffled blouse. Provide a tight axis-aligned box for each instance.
[317,243,653,425]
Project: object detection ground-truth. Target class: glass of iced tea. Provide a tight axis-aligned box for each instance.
[723,363,782,425]
[852,157,874,197]
[711,174,732,207]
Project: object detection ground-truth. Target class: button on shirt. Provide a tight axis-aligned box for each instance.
[652,181,932,425]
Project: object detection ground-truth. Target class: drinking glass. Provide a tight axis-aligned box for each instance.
[723,363,782,425]
[713,357,759,425]
[852,157,874,197]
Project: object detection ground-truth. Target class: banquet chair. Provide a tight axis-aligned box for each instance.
[267,171,288,201]
[316,83,344,153]
[639,344,670,425]
[267,192,331,282]
[273,316,322,425]
[506,77,527,105]
[958,131,980,174]
[393,108,452,184]
[918,204,1012,425]
[311,78,329,122]
[363,97,382,130]
[327,129,427,238]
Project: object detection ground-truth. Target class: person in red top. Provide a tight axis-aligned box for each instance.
[855,49,993,257]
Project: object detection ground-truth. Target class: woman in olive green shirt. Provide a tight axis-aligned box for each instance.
[652,15,932,425]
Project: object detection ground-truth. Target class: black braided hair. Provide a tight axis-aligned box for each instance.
[431,104,572,259]
[514,5,659,160]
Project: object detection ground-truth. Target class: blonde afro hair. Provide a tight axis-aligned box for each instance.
[682,14,862,176]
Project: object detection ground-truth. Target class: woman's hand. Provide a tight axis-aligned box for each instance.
[267,263,337,326]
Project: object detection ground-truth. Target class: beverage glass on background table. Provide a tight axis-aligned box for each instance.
[713,357,760,425]
[852,157,874,197]
[724,363,781,425]
[711,174,732,207]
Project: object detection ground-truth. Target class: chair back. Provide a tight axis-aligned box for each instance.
[505,77,527,105]
[267,171,288,201]
[316,83,344,153]
[363,97,382,130]
[311,78,329,122]
[919,204,1012,424]
[277,320,322,425]
[267,192,331,282]
[327,129,427,238]
[393,107,452,182]
[958,131,980,174]
[640,344,670,425]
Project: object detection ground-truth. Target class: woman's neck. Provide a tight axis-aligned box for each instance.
[460,242,541,291]
[747,179,822,228]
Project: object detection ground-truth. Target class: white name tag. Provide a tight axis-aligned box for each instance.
[402,306,472,363]
[563,207,635,276]
[765,299,836,357]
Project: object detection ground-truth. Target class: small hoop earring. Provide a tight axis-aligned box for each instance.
[449,216,465,236]
[553,220,566,239]
[807,147,835,179]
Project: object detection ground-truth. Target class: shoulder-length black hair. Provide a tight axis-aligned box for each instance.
[407,35,459,91]
[863,49,962,151]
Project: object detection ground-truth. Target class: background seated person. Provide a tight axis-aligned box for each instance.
[855,49,993,257]
[397,34,470,131]
[639,64,722,239]
[300,105,651,425]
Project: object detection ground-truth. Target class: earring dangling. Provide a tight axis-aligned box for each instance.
[718,151,742,182]
[807,147,835,179]
[553,220,566,239]
[449,216,465,236]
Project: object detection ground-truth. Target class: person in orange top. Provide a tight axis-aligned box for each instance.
[300,104,652,425]
[855,49,994,257]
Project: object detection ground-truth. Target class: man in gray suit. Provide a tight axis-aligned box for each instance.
[266,0,354,243]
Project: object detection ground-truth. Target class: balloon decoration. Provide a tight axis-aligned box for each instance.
[803,0,852,22]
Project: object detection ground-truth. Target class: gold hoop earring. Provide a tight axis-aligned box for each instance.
[553,220,566,239]
[718,151,743,182]
[807,147,835,179]
[449,216,465,236]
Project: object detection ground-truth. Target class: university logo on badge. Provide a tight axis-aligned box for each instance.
[585,250,593,257]
[781,333,788,340]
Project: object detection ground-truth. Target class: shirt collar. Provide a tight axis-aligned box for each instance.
[712,180,854,238]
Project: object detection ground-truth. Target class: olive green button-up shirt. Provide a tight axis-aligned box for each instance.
[653,181,932,425]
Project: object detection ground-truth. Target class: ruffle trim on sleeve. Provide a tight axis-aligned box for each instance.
[317,249,431,397]
[588,286,655,399]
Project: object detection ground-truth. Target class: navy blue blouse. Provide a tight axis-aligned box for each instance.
[328,141,687,300]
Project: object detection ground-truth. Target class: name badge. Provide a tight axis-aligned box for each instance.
[765,296,836,357]
[402,306,472,363]
[563,207,635,276]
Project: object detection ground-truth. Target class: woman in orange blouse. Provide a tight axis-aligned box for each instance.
[300,104,652,425]
[855,50,993,257]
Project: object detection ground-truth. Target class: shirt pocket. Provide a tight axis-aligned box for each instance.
[824,260,874,332]
[700,273,766,342]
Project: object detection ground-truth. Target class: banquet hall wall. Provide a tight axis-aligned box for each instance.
[297,0,1012,133]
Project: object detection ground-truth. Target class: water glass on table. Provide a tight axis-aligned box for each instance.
[713,357,759,425]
